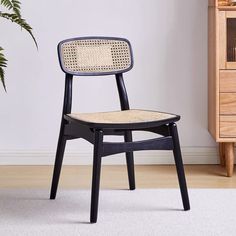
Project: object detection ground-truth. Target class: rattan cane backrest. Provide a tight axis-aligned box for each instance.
[58,37,133,76]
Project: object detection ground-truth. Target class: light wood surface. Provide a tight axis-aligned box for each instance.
[219,11,226,69]
[220,115,236,122]
[224,143,235,176]
[219,6,236,10]
[0,165,236,189]
[208,5,219,140]
[226,62,236,69]
[220,115,236,136]
[226,10,236,17]
[219,142,226,166]
[209,0,236,9]
[209,0,217,7]
[220,70,236,92]
[220,93,236,114]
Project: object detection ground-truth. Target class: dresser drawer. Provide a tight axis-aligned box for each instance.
[220,93,236,114]
[220,71,236,92]
[220,116,236,137]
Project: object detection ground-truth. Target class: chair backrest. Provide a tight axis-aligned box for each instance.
[58,37,133,76]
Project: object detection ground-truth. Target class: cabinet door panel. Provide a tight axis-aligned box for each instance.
[219,11,236,70]
[220,93,236,114]
[220,70,236,92]
[220,115,236,137]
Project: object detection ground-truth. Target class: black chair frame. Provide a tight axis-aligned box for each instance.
[50,72,190,223]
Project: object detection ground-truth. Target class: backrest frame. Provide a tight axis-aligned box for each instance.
[58,36,134,76]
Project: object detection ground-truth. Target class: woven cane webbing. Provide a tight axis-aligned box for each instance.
[60,38,132,75]
[68,109,177,124]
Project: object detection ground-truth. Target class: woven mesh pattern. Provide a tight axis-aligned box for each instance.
[60,38,132,75]
[67,109,177,124]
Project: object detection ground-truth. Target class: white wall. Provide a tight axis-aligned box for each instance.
[0,0,217,164]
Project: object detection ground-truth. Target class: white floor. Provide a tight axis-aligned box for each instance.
[0,189,235,236]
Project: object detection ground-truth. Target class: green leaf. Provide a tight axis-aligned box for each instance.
[0,12,38,49]
[12,0,21,18]
[1,0,21,17]
[0,1,38,91]
[0,0,13,10]
[0,47,7,91]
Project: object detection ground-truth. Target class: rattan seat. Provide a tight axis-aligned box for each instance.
[66,109,179,128]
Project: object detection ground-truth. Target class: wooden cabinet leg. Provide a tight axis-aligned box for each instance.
[219,143,225,166]
[224,143,235,177]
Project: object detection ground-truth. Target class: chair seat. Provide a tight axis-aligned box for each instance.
[65,109,180,129]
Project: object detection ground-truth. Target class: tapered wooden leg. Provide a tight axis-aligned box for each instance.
[90,130,103,224]
[219,143,225,166]
[50,122,67,199]
[124,131,135,190]
[224,142,234,177]
[169,123,190,211]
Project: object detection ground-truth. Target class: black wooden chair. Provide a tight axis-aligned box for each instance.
[50,36,190,223]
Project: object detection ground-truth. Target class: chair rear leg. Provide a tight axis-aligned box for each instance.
[50,123,67,200]
[124,131,135,190]
[90,130,103,223]
[169,123,190,211]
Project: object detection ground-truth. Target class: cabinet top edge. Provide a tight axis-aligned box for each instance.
[208,6,236,11]
[209,0,236,9]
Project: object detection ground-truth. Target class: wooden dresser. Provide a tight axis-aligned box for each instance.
[208,0,236,176]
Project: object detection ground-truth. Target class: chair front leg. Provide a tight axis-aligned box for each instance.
[169,123,190,211]
[90,130,104,223]
[124,131,135,190]
[50,120,67,199]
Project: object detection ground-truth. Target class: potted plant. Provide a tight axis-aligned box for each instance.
[0,0,37,91]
